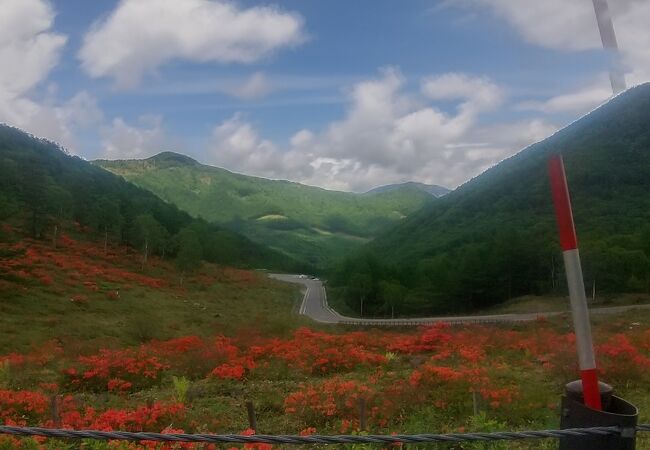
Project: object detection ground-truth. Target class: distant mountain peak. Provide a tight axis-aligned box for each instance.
[365,182,450,197]
[147,151,199,167]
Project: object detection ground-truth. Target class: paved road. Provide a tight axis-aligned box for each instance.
[270,274,344,323]
[270,274,650,326]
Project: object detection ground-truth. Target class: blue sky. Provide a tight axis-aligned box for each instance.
[2,0,649,191]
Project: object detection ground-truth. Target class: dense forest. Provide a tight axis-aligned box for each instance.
[96,153,445,267]
[0,125,301,273]
[329,83,650,317]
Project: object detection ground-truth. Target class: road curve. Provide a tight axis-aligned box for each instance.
[270,274,650,326]
[270,274,343,323]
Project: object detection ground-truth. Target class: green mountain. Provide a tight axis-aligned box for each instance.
[330,83,650,316]
[364,182,449,197]
[0,125,299,271]
[95,153,441,267]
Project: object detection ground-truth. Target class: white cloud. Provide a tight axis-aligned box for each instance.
[79,0,306,88]
[454,0,650,83]
[59,91,104,129]
[0,0,570,191]
[462,0,601,52]
[225,72,273,99]
[27,91,104,153]
[517,77,613,114]
[447,1,650,118]
[0,0,66,101]
[211,114,274,169]
[421,73,504,113]
[100,115,167,159]
[0,0,103,152]
[313,69,508,185]
[616,1,650,84]
[469,119,558,161]
[206,68,555,191]
[210,114,314,179]
[290,129,314,147]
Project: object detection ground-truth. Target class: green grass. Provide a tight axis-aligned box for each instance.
[1,233,649,449]
[482,293,650,314]
[0,229,311,354]
[243,225,371,267]
[0,277,309,354]
[94,153,441,267]
[2,286,650,448]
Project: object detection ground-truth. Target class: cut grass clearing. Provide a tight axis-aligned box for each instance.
[256,214,289,221]
[0,231,309,354]
[483,293,650,314]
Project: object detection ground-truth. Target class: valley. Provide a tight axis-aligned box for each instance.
[1,111,649,447]
[3,1,650,448]
[95,153,447,267]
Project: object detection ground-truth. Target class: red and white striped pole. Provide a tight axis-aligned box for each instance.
[548,154,602,411]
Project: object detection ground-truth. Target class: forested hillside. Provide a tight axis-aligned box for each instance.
[96,153,442,267]
[364,182,449,197]
[330,84,650,316]
[0,125,300,272]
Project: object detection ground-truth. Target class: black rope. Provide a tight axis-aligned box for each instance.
[0,424,647,444]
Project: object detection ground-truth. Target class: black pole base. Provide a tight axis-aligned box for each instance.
[559,381,638,449]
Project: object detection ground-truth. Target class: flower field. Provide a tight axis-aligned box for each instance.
[1,317,649,449]
[1,230,649,449]
[0,228,302,354]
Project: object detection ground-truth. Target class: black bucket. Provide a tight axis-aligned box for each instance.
[559,380,638,449]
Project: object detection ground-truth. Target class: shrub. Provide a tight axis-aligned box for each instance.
[172,375,190,403]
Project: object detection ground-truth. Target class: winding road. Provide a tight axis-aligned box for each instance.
[270,274,650,326]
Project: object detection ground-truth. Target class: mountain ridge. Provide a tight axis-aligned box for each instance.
[99,151,450,196]
[94,154,443,267]
[329,83,650,316]
[364,182,450,197]
[0,124,300,272]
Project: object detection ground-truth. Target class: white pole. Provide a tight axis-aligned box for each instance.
[591,0,626,94]
[549,155,602,410]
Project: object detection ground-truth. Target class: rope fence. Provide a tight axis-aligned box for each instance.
[0,424,648,445]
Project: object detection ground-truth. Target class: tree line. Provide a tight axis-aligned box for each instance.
[0,125,300,277]
[328,222,650,318]
[327,85,650,317]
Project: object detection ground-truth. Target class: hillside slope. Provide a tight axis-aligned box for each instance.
[364,182,450,197]
[0,125,299,271]
[331,84,650,315]
[95,154,440,267]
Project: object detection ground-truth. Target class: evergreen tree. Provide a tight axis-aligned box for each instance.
[21,164,51,239]
[379,280,406,318]
[48,185,73,247]
[132,214,168,269]
[175,228,202,286]
[91,198,123,254]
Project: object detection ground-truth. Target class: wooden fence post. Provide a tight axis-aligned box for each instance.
[472,391,481,416]
[246,400,258,432]
[50,395,60,427]
[358,398,367,431]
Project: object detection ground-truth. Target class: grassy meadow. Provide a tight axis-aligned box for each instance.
[1,227,649,449]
